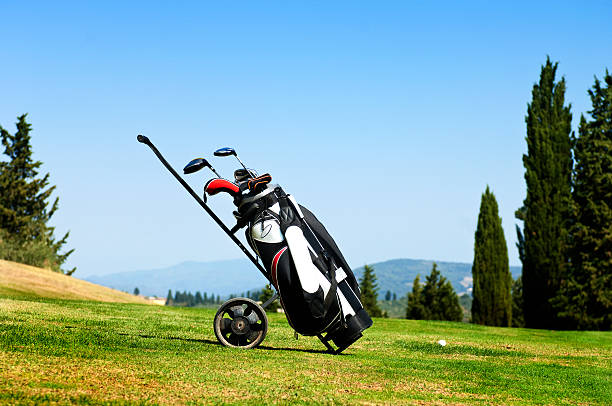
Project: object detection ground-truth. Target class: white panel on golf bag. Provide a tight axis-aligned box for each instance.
[251,219,284,244]
[284,225,356,317]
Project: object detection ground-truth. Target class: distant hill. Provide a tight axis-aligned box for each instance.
[85,258,521,299]
[85,259,268,298]
[0,259,150,303]
[354,259,521,299]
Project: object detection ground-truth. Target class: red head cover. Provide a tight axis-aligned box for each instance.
[204,178,240,196]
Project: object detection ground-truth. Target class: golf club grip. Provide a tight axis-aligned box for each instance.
[136,135,267,276]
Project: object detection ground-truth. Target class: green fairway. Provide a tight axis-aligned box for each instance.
[1,296,610,405]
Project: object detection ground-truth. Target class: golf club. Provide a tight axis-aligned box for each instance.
[183,157,221,178]
[136,134,266,277]
[214,147,256,178]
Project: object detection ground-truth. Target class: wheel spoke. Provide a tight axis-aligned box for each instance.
[220,318,232,335]
[243,305,254,318]
[228,333,239,346]
[238,334,249,346]
[246,311,259,324]
[247,330,260,342]
[230,305,244,318]
[250,322,263,332]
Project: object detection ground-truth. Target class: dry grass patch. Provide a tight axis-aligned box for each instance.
[0,259,150,303]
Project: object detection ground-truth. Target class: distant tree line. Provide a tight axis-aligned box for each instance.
[0,115,74,274]
[470,58,611,331]
[166,290,222,307]
[165,289,265,307]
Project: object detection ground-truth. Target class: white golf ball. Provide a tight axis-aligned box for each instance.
[437,339,447,346]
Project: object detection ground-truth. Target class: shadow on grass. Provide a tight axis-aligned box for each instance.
[116,331,220,346]
[115,331,335,355]
[257,345,335,355]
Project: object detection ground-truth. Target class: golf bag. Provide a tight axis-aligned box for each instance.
[137,134,371,353]
[236,181,373,352]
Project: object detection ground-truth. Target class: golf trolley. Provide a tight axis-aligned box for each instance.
[137,135,372,353]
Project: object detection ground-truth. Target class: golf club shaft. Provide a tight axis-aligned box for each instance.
[137,135,267,276]
[234,152,255,178]
[210,167,221,178]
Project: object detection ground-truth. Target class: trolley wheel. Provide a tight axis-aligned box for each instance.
[213,297,268,349]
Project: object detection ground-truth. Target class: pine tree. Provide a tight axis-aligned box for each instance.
[405,265,463,321]
[359,265,383,317]
[165,290,173,305]
[472,186,512,326]
[0,115,74,274]
[554,72,612,330]
[437,279,463,322]
[259,284,279,313]
[516,57,573,329]
[422,263,462,321]
[406,274,427,319]
[195,291,202,305]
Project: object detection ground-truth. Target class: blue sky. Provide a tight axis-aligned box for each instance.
[1,1,611,277]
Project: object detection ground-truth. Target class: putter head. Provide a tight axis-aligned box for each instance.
[183,158,211,175]
[214,147,236,157]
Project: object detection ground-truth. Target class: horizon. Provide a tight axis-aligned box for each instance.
[82,255,523,279]
[1,1,610,277]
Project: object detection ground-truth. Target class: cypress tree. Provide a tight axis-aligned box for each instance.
[472,186,512,326]
[406,274,427,319]
[0,114,74,273]
[511,277,525,327]
[165,290,173,305]
[516,57,573,329]
[555,72,612,330]
[195,291,203,305]
[359,264,383,317]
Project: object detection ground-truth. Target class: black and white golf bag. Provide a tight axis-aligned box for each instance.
[138,135,370,353]
[235,180,373,353]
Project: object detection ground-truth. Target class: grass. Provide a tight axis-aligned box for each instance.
[1,294,610,405]
[0,259,149,304]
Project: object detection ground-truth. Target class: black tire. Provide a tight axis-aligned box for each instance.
[213,298,268,349]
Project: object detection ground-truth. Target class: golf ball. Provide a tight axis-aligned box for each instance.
[437,339,447,346]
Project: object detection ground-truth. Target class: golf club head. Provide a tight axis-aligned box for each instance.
[214,147,236,157]
[183,158,211,174]
[234,168,258,182]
